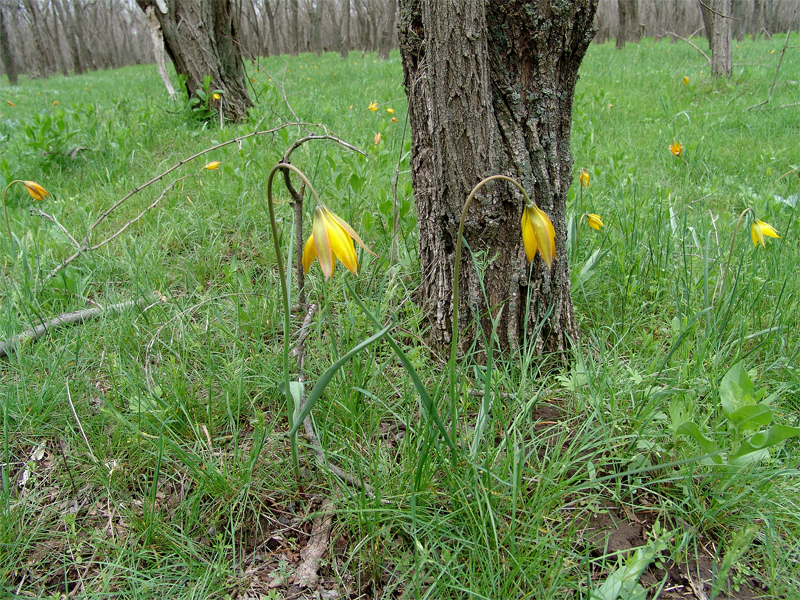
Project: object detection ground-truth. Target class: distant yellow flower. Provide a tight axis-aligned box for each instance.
[374,132,381,145]
[23,181,49,201]
[751,219,779,247]
[203,161,220,170]
[303,205,376,280]
[586,214,604,230]
[770,49,776,54]
[521,205,556,269]
[669,141,683,157]
[212,93,221,101]
[6,100,14,107]
[579,168,590,188]
[683,76,689,85]
[251,78,256,83]
[391,117,398,123]
[386,108,395,114]
[349,105,353,110]
[368,102,378,112]
[53,101,59,106]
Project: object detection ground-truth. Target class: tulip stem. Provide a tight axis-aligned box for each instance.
[266,163,320,478]
[720,207,754,296]
[451,175,532,445]
[2,180,25,252]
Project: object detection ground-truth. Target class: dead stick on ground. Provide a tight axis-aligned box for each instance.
[0,298,147,359]
[293,497,335,589]
[664,30,711,63]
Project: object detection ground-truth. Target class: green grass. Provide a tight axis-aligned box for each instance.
[1,36,799,598]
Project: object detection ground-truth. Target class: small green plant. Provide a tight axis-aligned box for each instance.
[21,109,79,163]
[183,74,224,121]
[674,360,800,473]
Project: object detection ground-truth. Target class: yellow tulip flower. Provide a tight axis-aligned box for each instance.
[386,108,395,114]
[23,181,49,201]
[587,214,604,230]
[579,168,590,188]
[368,102,378,112]
[521,205,556,269]
[683,76,689,85]
[6,100,14,107]
[751,219,780,247]
[203,161,221,170]
[213,93,221,101]
[669,141,683,157]
[374,132,381,145]
[303,205,376,280]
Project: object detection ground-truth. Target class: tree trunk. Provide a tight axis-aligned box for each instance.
[136,0,252,121]
[289,0,299,53]
[53,0,84,75]
[145,6,176,95]
[341,0,350,58]
[700,0,715,52]
[398,0,595,353]
[616,0,628,47]
[711,0,732,76]
[0,6,17,85]
[311,0,323,55]
[377,0,396,59]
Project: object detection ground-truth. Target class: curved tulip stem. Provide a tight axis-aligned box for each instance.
[450,174,531,444]
[2,180,25,251]
[266,162,320,477]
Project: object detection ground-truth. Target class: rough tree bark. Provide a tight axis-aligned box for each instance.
[398,0,596,353]
[135,0,252,121]
[311,0,323,55]
[616,0,639,48]
[289,0,299,53]
[341,0,351,58]
[711,0,733,76]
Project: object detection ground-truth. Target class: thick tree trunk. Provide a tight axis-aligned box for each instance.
[700,0,715,52]
[377,0,396,59]
[289,0,299,53]
[0,6,17,85]
[136,0,252,121]
[53,0,84,75]
[398,0,595,353]
[311,0,323,55]
[711,0,733,76]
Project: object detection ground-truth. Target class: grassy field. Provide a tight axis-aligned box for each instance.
[1,33,799,599]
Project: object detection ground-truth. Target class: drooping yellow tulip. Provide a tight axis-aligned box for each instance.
[579,168,590,188]
[303,205,376,280]
[586,214,604,230]
[521,205,556,269]
[212,93,221,101]
[374,132,381,145]
[203,161,221,170]
[683,76,689,85]
[23,181,49,201]
[751,219,780,247]
[368,102,378,112]
[669,141,683,157]
[386,108,395,114]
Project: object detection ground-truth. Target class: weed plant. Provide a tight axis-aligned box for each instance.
[0,37,799,598]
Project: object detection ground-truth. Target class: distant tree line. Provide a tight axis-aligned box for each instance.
[0,0,796,85]
[0,0,400,84]
[594,0,800,46]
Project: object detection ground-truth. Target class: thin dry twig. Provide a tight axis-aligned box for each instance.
[29,208,81,249]
[66,379,98,464]
[748,5,797,110]
[0,298,145,359]
[664,30,711,63]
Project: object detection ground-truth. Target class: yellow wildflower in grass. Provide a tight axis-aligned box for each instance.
[6,101,14,107]
[579,168,590,188]
[391,117,398,123]
[53,101,59,106]
[23,181,49,201]
[669,141,683,157]
[374,132,381,145]
[683,76,689,85]
[212,93,221,101]
[520,205,556,269]
[586,214,604,230]
[303,205,376,280]
[387,108,395,114]
[203,161,220,170]
[368,102,378,112]
[751,220,780,247]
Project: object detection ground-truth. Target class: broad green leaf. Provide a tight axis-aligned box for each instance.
[676,422,722,464]
[731,424,800,459]
[727,404,772,431]
[719,361,754,416]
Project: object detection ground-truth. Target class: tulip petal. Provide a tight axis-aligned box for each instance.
[751,222,764,247]
[758,220,780,239]
[313,206,334,280]
[23,181,49,201]
[587,214,603,230]
[530,206,556,269]
[521,207,538,263]
[326,214,359,274]
[327,210,377,256]
[302,234,317,274]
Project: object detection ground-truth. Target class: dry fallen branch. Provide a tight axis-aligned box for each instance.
[663,30,711,63]
[293,497,335,589]
[0,298,148,359]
